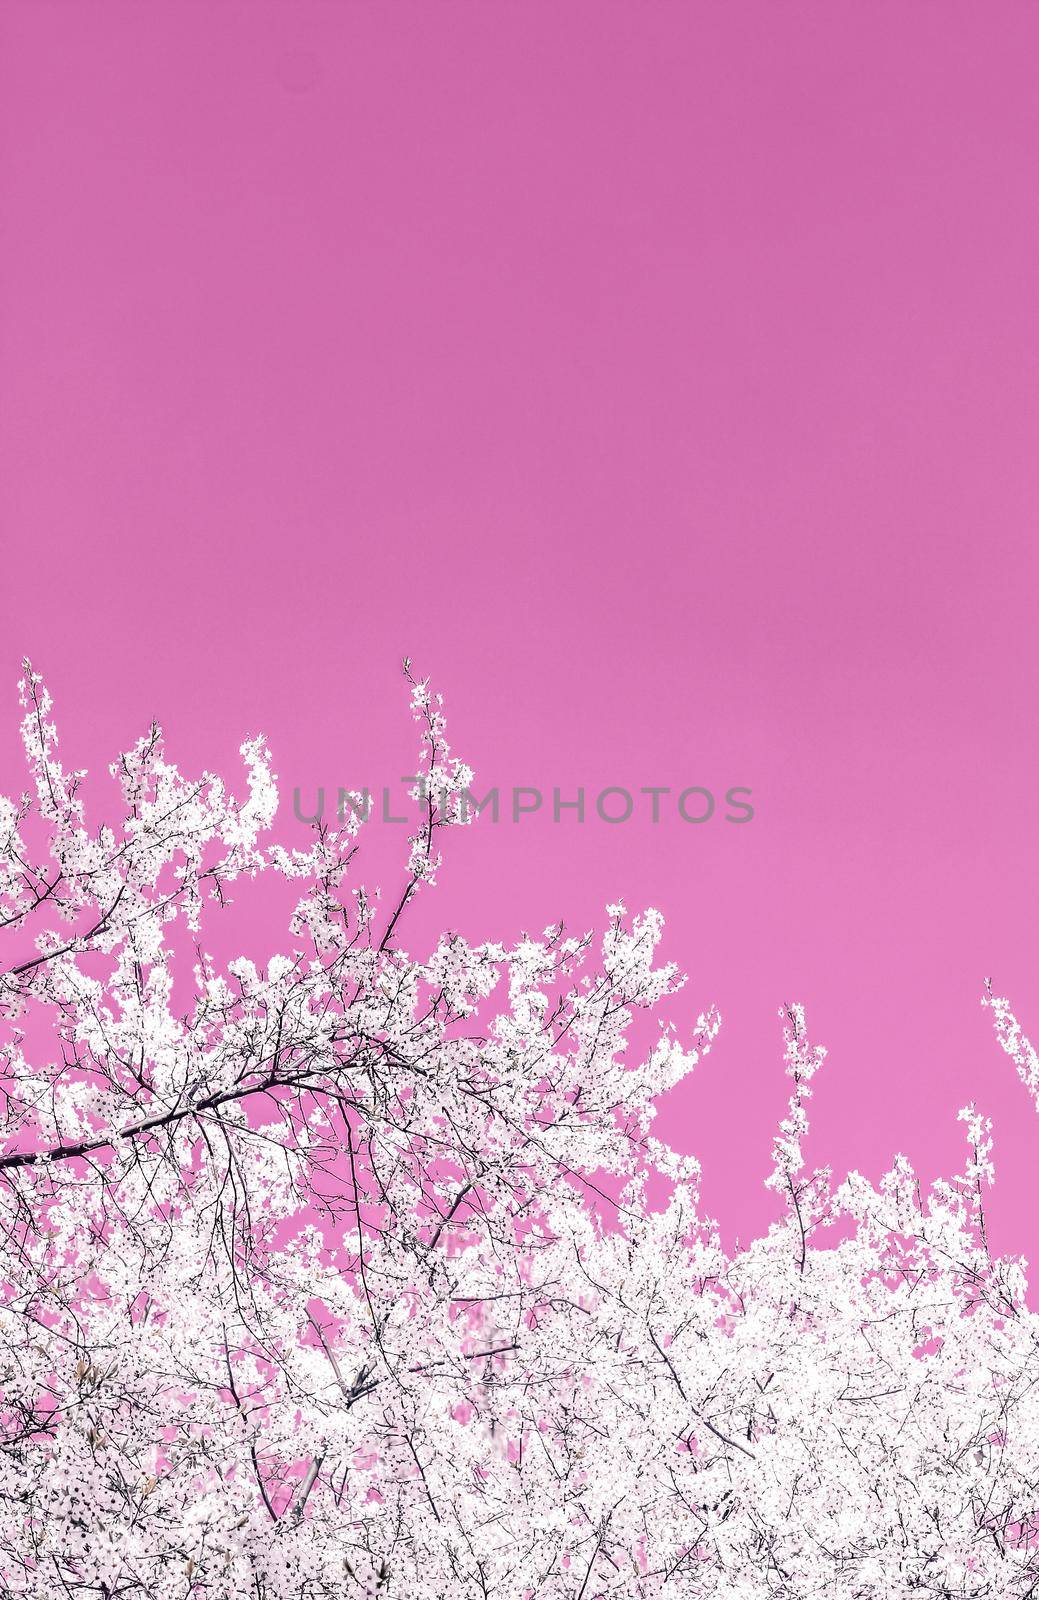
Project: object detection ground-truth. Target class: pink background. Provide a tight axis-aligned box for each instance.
[3,2,1039,1259]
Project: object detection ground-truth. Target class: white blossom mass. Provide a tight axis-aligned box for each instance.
[0,663,1034,1598]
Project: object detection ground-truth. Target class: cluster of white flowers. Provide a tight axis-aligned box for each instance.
[0,662,1037,1597]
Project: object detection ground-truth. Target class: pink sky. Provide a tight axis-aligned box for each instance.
[3,1,1039,1259]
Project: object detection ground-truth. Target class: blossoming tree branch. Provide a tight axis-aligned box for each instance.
[0,662,1037,1598]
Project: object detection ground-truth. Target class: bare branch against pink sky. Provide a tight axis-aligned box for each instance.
[3,4,1039,1593]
